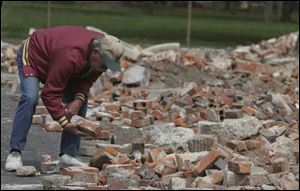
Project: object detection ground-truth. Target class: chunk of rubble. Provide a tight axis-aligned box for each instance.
[16,166,37,177]
[122,65,150,87]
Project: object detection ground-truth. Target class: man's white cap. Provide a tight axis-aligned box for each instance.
[100,34,125,72]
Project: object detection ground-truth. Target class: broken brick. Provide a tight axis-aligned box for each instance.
[103,147,119,157]
[133,100,152,111]
[235,63,259,73]
[226,140,247,152]
[70,115,98,137]
[131,117,150,128]
[241,106,257,116]
[148,147,167,162]
[244,140,262,150]
[228,159,252,174]
[89,149,114,170]
[201,170,224,185]
[104,102,120,113]
[136,165,156,180]
[41,160,60,174]
[130,110,145,119]
[174,117,187,127]
[62,166,99,183]
[85,185,109,190]
[153,109,165,120]
[95,129,110,140]
[195,150,223,176]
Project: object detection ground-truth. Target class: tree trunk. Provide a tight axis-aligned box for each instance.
[167,1,173,14]
[143,1,153,15]
[264,1,273,23]
[281,1,296,22]
[186,1,192,47]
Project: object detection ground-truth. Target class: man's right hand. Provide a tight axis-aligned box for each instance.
[63,123,91,137]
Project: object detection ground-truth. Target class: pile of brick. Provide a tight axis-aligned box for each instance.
[2,32,299,190]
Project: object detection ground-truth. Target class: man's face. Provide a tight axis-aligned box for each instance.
[89,48,107,73]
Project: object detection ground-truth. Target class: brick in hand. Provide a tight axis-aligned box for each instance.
[70,115,98,137]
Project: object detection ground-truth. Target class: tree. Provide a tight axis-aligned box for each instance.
[264,1,273,23]
[143,1,153,15]
[281,1,297,22]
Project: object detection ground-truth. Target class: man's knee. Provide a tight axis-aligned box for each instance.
[22,94,38,106]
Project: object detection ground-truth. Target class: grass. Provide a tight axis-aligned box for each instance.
[1,2,299,48]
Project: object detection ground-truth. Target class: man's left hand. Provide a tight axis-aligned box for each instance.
[65,99,83,119]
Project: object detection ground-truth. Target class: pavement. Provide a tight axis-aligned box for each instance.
[0,85,89,190]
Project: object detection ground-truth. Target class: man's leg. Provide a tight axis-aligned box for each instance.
[9,46,40,152]
[60,92,88,157]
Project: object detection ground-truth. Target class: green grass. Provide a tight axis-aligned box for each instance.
[1,2,299,48]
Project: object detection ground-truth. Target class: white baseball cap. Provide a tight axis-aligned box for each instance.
[100,34,125,72]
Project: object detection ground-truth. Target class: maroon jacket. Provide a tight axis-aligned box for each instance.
[22,26,103,127]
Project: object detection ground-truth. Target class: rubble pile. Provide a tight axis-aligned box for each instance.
[1,32,299,190]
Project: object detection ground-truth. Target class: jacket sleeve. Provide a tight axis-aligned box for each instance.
[41,49,83,127]
[74,71,101,102]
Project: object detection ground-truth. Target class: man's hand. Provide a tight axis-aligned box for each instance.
[65,99,83,119]
[63,122,91,137]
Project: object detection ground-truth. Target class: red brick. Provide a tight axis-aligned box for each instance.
[130,110,145,119]
[95,129,110,140]
[133,100,152,110]
[104,103,120,112]
[89,149,114,170]
[226,140,248,152]
[153,109,164,120]
[174,117,187,127]
[62,166,99,183]
[259,74,272,82]
[148,147,167,162]
[235,63,259,73]
[241,106,257,116]
[244,140,262,150]
[131,118,150,128]
[108,181,126,190]
[162,162,178,176]
[201,170,224,184]
[85,185,109,190]
[181,94,194,105]
[98,176,107,184]
[122,110,130,118]
[71,115,98,137]
[228,159,252,174]
[112,155,130,164]
[103,147,119,157]
[195,150,223,176]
